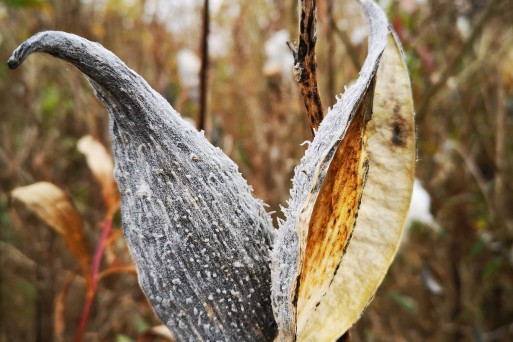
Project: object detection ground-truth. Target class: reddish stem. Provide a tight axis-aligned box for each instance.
[74,218,112,342]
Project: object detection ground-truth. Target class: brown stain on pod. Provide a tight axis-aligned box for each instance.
[389,103,412,148]
[296,87,373,330]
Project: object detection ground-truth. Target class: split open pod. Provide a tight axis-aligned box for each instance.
[271,1,415,340]
[8,1,415,341]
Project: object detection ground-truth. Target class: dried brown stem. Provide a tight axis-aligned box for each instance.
[451,141,496,223]
[291,0,324,134]
[495,77,508,235]
[198,0,209,132]
[329,16,362,71]
[324,0,336,99]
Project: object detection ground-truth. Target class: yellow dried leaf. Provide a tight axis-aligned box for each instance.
[138,325,175,342]
[11,182,91,284]
[77,135,119,215]
[298,32,416,341]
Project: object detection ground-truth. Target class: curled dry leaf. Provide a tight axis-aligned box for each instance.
[8,31,276,340]
[77,135,119,215]
[11,182,91,284]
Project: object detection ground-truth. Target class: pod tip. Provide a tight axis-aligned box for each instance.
[7,56,20,69]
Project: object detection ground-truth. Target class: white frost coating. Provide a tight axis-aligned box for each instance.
[9,31,277,340]
[270,1,390,339]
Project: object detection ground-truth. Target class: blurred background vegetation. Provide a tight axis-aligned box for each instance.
[1,0,512,341]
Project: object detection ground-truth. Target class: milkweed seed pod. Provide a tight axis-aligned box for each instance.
[8,1,415,340]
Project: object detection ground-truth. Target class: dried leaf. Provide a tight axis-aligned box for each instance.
[54,274,75,342]
[97,264,137,281]
[137,325,175,342]
[271,1,390,340]
[9,32,276,340]
[77,135,119,215]
[11,182,91,284]
[298,19,416,342]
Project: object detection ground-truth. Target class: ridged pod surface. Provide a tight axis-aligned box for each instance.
[8,31,277,341]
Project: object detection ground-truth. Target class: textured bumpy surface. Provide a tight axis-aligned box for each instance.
[8,31,277,341]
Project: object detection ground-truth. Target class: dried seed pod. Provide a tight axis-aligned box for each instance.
[298,29,416,342]
[271,1,415,340]
[8,1,415,340]
[9,31,277,341]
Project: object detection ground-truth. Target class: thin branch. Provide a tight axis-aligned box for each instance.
[495,76,508,234]
[324,0,336,99]
[450,141,496,223]
[97,264,137,281]
[482,321,513,341]
[416,0,497,120]
[198,0,210,133]
[329,16,362,71]
[291,0,324,134]
[74,218,112,342]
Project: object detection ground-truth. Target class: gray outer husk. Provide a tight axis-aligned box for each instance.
[270,1,390,339]
[8,31,277,341]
